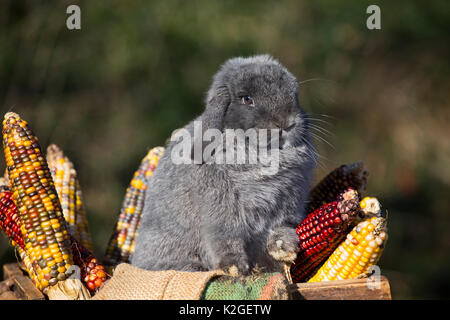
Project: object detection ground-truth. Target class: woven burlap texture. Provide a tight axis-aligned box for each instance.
[92,263,225,300]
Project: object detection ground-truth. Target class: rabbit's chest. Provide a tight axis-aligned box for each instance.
[232,177,303,230]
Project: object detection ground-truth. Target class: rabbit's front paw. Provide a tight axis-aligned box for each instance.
[267,227,300,263]
[218,253,250,276]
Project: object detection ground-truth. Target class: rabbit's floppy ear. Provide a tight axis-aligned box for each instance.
[191,84,230,164]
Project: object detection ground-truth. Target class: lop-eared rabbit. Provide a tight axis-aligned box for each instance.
[132,55,317,275]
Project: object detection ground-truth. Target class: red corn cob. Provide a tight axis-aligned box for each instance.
[70,236,109,295]
[0,181,25,250]
[307,162,367,213]
[290,189,361,283]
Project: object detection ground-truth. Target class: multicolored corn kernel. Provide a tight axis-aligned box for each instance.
[290,189,362,283]
[2,112,74,292]
[104,146,164,265]
[307,162,368,213]
[308,216,388,282]
[70,236,109,295]
[46,144,93,251]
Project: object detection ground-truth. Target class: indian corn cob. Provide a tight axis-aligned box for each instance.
[70,235,109,295]
[0,182,25,250]
[308,216,387,282]
[290,189,362,283]
[46,144,93,251]
[2,112,75,292]
[104,146,164,265]
[0,178,50,288]
[307,162,368,213]
[1,176,107,295]
[47,146,79,241]
[75,181,92,250]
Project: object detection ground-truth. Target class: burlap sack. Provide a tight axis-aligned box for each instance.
[92,263,290,300]
[92,263,225,300]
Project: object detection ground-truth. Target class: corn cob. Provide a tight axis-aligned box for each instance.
[308,216,387,282]
[1,176,106,295]
[46,144,93,251]
[74,181,92,251]
[104,146,164,265]
[0,186,25,250]
[0,188,43,288]
[70,235,109,295]
[2,112,75,292]
[0,178,47,288]
[47,146,79,241]
[307,162,368,213]
[290,189,362,283]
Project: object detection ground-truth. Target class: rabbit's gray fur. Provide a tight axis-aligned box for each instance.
[132,55,317,274]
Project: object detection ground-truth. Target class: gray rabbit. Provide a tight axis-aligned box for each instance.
[131,55,317,275]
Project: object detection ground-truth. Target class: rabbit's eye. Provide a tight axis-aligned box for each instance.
[240,95,255,107]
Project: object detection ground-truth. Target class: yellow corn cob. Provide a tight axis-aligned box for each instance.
[104,146,164,265]
[308,215,388,282]
[2,112,75,292]
[46,144,94,251]
[75,180,93,251]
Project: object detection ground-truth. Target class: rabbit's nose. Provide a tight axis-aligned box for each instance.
[273,114,296,131]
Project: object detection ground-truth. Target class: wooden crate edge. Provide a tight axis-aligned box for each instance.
[289,275,392,300]
[2,263,45,300]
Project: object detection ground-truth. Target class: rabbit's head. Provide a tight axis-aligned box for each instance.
[194,55,313,163]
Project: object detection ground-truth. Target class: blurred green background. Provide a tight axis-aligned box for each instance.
[0,0,449,299]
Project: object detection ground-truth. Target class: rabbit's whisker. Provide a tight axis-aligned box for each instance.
[304,115,334,127]
[297,78,335,86]
[300,137,328,171]
[309,124,335,138]
[310,132,335,150]
[308,112,337,120]
[307,117,333,125]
